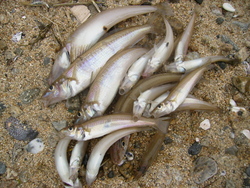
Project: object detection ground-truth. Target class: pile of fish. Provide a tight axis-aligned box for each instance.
[41,3,233,187]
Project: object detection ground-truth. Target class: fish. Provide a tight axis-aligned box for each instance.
[174,7,198,64]
[152,66,208,118]
[48,4,173,84]
[42,25,154,107]
[109,134,131,166]
[54,138,82,187]
[60,114,168,141]
[86,127,150,185]
[69,140,89,182]
[119,39,164,95]
[76,48,148,123]
[134,131,166,179]
[165,56,232,73]
[142,17,174,77]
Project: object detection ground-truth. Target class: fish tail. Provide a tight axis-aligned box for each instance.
[155,2,174,17]
[155,117,170,134]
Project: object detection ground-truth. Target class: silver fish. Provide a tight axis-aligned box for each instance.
[77,48,148,123]
[174,8,197,64]
[60,114,168,141]
[119,39,164,95]
[165,56,232,73]
[86,127,150,185]
[42,25,153,107]
[142,17,174,77]
[152,66,208,118]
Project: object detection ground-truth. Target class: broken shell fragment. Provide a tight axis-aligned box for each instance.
[222,3,236,12]
[199,119,211,130]
[242,129,250,140]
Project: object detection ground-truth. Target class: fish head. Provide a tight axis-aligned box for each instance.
[152,101,175,118]
[74,110,89,125]
[47,47,71,85]
[41,79,71,107]
[119,74,138,95]
[142,59,160,78]
[133,101,146,120]
[60,126,85,141]
[164,63,186,73]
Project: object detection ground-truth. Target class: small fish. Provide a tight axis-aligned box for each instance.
[174,7,198,64]
[134,131,166,179]
[60,114,168,141]
[119,39,164,95]
[109,135,131,166]
[152,66,208,118]
[69,141,89,182]
[76,48,148,123]
[86,127,150,185]
[42,25,153,107]
[142,17,174,77]
[165,56,232,73]
[55,138,82,187]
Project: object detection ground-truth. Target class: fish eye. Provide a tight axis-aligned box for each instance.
[157,104,163,110]
[49,85,54,91]
[68,126,74,131]
[77,112,82,117]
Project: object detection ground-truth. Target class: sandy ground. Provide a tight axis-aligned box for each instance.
[0,0,249,187]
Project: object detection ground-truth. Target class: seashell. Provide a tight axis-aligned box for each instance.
[25,138,45,154]
[222,3,236,13]
[199,119,210,130]
[70,5,91,24]
[242,129,250,140]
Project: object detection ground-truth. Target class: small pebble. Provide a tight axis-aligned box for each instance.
[199,119,211,130]
[225,146,238,156]
[107,170,115,178]
[192,156,217,184]
[232,21,250,31]
[188,142,202,155]
[43,57,51,66]
[222,3,236,13]
[164,136,173,145]
[0,101,6,115]
[210,5,223,16]
[25,138,44,154]
[125,152,134,161]
[20,88,40,104]
[219,35,239,51]
[216,17,224,25]
[52,120,68,131]
[246,165,250,177]
[4,116,38,141]
[0,162,7,175]
[194,0,203,5]
[216,61,227,69]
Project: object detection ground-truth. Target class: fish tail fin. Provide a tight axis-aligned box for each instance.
[155,2,174,17]
[156,117,171,134]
